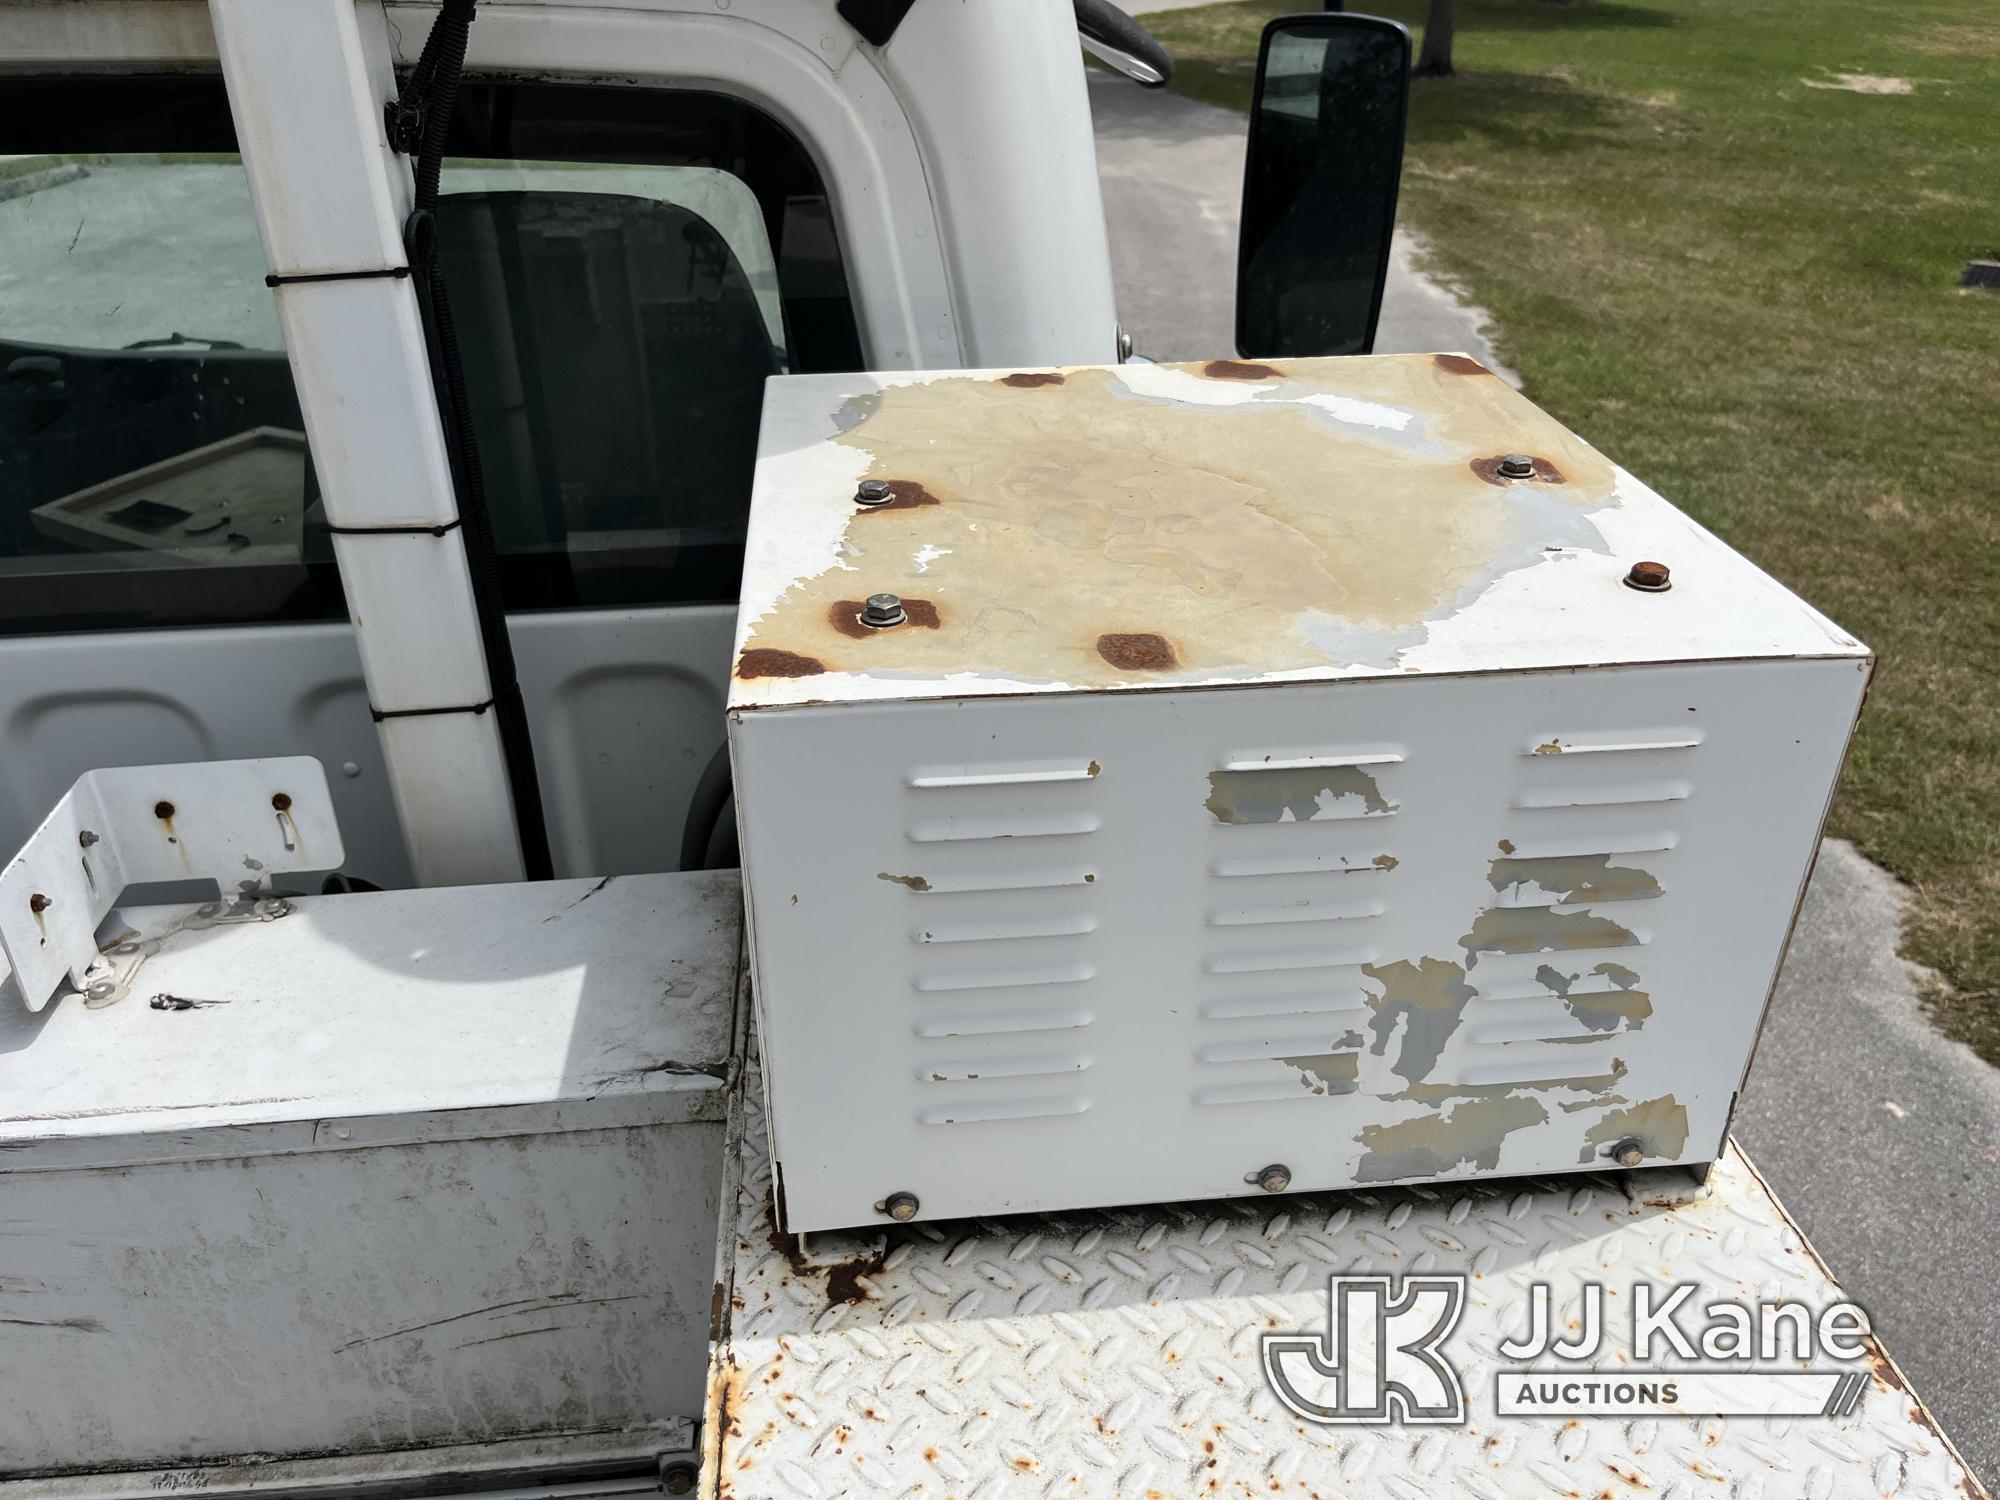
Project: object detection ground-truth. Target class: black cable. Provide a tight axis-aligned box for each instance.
[398,0,556,882]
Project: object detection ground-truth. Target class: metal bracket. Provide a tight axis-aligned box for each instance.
[0,759,344,1012]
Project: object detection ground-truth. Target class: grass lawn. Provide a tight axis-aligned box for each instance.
[1148,0,2000,1064]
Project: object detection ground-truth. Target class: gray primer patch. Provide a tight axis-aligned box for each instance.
[1535,963,1652,1033]
[1579,1093,1690,1164]
[1278,1049,1361,1095]
[1488,854,1662,905]
[1355,1093,1550,1182]
[1205,765,1395,824]
[1362,957,1476,1084]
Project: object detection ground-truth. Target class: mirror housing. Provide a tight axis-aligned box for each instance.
[1235,13,1411,360]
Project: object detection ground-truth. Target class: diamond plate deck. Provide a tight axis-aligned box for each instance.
[703,1052,1985,1500]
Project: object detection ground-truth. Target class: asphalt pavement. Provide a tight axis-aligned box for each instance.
[1086,67,2000,1487]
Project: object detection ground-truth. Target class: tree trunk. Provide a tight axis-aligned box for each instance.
[1414,0,1456,76]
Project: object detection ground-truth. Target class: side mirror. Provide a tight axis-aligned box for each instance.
[1235,13,1411,360]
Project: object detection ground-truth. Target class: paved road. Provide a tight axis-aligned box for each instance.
[1087,69,2000,1487]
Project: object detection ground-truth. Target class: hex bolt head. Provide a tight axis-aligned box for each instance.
[1610,1137,1647,1168]
[660,1460,698,1496]
[855,478,894,506]
[1623,560,1673,592]
[77,829,100,849]
[882,1190,920,1222]
[860,593,908,629]
[1498,453,1536,480]
[1254,1163,1293,1194]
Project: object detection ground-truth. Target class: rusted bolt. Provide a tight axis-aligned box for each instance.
[28,892,51,915]
[860,593,907,629]
[882,1190,920,1222]
[1498,453,1536,480]
[1254,1163,1292,1194]
[661,1460,698,1496]
[1610,1137,1647,1168]
[271,792,292,812]
[153,800,175,820]
[78,829,100,849]
[855,478,893,507]
[1623,560,1672,592]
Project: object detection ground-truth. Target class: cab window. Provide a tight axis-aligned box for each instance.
[0,77,862,634]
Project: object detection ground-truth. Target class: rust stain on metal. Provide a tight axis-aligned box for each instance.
[1202,358,1283,380]
[1096,632,1177,671]
[1489,853,1662,905]
[1535,740,1565,755]
[1087,760,1101,777]
[27,893,50,915]
[1373,853,1400,870]
[828,597,942,639]
[1362,957,1476,1084]
[850,478,940,514]
[1000,371,1065,388]
[763,1193,886,1310]
[1497,838,1516,854]
[1579,1094,1689,1164]
[1355,1093,1550,1182]
[876,872,931,892]
[1471,453,1568,487]
[1433,353,1491,376]
[735,356,1622,692]
[1206,765,1393,823]
[736,648,825,680]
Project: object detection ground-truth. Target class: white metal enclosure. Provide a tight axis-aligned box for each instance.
[727,355,1870,1232]
[0,0,1120,890]
[0,868,742,1475]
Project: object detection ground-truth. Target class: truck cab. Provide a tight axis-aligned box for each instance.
[0,0,1125,890]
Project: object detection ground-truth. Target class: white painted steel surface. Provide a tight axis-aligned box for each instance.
[702,1051,1985,1500]
[0,607,737,893]
[0,757,341,1011]
[0,871,741,1475]
[211,0,525,886]
[728,357,1870,1232]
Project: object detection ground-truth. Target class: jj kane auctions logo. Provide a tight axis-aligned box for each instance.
[1262,1275,1873,1424]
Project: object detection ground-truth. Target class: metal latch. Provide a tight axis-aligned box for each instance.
[0,758,345,1011]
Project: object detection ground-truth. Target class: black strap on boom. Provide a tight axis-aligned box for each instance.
[387,1,555,882]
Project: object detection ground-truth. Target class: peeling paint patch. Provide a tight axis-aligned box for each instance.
[1462,907,1639,964]
[733,359,1623,697]
[1373,853,1400,871]
[1000,371,1065,388]
[1580,1094,1690,1164]
[1206,765,1394,824]
[1278,1049,1360,1095]
[1489,854,1662,905]
[1400,1058,1627,1107]
[1433,353,1491,376]
[876,872,931,892]
[1355,1094,1549,1182]
[736,648,824,679]
[1534,963,1652,1033]
[1362,957,1476,1084]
